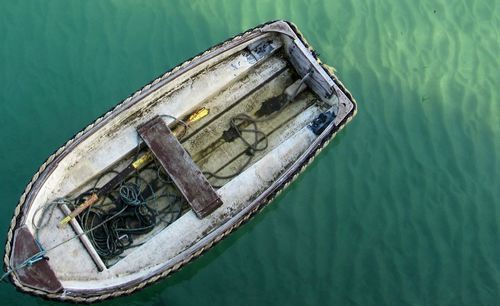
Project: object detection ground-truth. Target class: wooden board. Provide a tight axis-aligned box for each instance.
[10,226,62,293]
[137,116,222,218]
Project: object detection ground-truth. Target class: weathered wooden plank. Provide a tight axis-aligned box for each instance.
[10,226,63,293]
[137,116,222,218]
[288,38,335,99]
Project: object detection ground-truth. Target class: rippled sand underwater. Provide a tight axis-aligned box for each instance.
[0,0,498,305]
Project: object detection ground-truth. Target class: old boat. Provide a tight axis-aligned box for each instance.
[3,20,357,302]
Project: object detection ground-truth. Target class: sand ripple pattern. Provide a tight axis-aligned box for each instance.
[0,0,498,305]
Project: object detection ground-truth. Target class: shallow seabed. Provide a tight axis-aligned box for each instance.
[0,1,498,305]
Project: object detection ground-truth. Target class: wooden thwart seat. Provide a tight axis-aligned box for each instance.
[137,116,222,218]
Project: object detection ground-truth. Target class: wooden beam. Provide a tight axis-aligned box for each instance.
[60,204,107,272]
[137,116,222,218]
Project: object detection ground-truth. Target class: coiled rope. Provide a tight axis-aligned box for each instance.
[75,164,185,261]
[3,115,187,279]
[204,70,313,186]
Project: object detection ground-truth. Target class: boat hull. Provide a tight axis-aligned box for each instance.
[4,20,357,302]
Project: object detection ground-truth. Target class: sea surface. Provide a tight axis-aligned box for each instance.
[0,1,498,305]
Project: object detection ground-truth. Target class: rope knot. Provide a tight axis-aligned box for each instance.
[119,183,144,206]
[246,148,255,156]
[26,253,46,267]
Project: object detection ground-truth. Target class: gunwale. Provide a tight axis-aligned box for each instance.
[3,20,358,302]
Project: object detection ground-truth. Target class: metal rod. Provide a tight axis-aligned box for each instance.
[60,204,107,272]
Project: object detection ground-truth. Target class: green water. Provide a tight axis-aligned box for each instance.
[0,1,498,305]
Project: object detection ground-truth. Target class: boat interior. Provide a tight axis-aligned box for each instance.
[23,29,354,291]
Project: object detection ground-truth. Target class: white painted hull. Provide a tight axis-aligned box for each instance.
[4,20,357,302]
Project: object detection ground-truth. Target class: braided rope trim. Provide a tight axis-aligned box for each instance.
[4,20,358,302]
